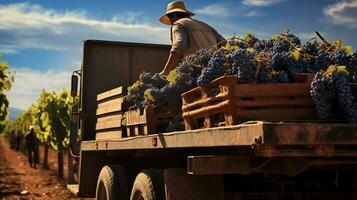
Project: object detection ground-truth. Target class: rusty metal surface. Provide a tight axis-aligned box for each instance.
[164,168,225,200]
[262,122,357,145]
[187,155,310,177]
[187,155,271,175]
[187,155,357,177]
[253,145,357,157]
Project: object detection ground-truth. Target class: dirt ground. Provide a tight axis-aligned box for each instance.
[0,136,77,200]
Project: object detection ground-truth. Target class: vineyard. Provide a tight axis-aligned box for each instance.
[125,30,357,133]
[4,89,76,178]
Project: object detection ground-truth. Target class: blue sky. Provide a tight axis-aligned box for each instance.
[1,0,357,109]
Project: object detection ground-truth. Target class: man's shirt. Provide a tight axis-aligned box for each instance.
[170,18,225,58]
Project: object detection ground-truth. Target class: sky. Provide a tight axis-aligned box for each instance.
[1,0,357,110]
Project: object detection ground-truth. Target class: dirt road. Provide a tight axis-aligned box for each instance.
[0,136,76,200]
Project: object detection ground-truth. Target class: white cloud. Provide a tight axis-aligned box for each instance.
[242,0,287,6]
[244,10,264,17]
[0,3,169,53]
[324,0,357,28]
[194,3,264,18]
[194,4,230,17]
[112,12,143,24]
[6,68,72,109]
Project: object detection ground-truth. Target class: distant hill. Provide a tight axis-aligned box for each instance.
[9,107,24,121]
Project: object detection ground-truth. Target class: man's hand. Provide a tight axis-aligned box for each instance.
[160,52,182,76]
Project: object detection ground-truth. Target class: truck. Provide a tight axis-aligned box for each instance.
[68,39,357,200]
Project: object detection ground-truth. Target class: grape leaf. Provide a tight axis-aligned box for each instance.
[291,49,300,61]
[340,46,353,55]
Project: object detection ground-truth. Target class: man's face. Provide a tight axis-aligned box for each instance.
[168,13,178,24]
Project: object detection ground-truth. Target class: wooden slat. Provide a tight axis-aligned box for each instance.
[236,97,313,107]
[97,97,124,109]
[126,109,147,125]
[237,108,315,120]
[97,86,123,101]
[96,104,123,115]
[82,122,357,151]
[96,118,122,130]
[97,114,122,123]
[83,122,265,150]
[95,129,122,140]
[234,83,310,98]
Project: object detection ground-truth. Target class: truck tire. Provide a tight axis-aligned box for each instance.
[96,165,129,200]
[130,169,165,200]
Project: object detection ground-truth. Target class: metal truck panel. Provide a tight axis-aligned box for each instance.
[80,40,170,141]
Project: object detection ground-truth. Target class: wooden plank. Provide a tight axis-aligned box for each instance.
[96,118,122,130]
[237,108,315,120]
[126,109,148,125]
[236,97,313,107]
[234,83,310,98]
[97,86,123,101]
[97,114,122,123]
[82,122,265,150]
[95,129,122,140]
[96,104,123,115]
[81,122,357,151]
[97,97,123,109]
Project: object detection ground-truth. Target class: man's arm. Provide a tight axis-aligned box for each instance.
[160,52,182,75]
[160,24,187,76]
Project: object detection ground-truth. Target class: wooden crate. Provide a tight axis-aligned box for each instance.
[182,74,315,130]
[95,86,126,140]
[125,106,176,136]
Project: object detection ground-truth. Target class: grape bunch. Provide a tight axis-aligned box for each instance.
[310,72,334,120]
[272,39,291,53]
[165,112,184,132]
[227,38,247,49]
[304,41,319,55]
[332,72,357,122]
[310,70,357,122]
[180,48,213,69]
[125,72,168,110]
[228,49,256,83]
[197,48,225,86]
[283,31,301,46]
[254,39,274,52]
[329,50,352,66]
[312,50,329,72]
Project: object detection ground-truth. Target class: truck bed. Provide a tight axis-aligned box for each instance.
[81,121,357,157]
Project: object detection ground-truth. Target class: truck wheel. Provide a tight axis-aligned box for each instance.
[130,169,164,200]
[96,165,129,200]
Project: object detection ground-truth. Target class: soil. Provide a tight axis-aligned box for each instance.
[0,136,77,200]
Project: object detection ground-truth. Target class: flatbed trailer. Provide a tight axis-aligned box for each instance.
[68,40,357,200]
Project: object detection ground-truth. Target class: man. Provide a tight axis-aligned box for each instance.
[25,126,37,168]
[16,131,22,151]
[159,1,225,75]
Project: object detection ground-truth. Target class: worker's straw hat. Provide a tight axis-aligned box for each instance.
[159,1,195,25]
[29,125,34,131]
